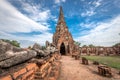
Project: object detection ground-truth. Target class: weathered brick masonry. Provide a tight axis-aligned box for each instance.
[0,40,61,80]
[53,7,79,55]
[0,53,61,80]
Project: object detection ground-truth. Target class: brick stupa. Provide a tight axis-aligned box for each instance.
[53,7,77,55]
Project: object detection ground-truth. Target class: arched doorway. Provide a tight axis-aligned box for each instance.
[60,43,66,55]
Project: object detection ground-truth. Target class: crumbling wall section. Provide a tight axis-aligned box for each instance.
[0,53,61,80]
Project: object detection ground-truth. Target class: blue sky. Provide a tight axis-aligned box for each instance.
[0,0,120,47]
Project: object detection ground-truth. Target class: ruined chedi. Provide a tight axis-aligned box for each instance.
[53,7,76,55]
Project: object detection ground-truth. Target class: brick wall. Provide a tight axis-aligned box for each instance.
[34,53,61,80]
[0,53,61,80]
[0,63,38,80]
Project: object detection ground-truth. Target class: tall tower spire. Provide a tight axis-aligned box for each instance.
[53,6,75,55]
[58,6,65,24]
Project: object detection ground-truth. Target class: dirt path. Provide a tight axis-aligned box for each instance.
[58,56,120,80]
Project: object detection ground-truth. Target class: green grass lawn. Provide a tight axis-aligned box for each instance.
[81,55,120,70]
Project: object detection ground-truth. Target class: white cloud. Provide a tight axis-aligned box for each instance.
[19,1,51,22]
[93,0,102,7]
[0,0,53,47]
[39,10,50,21]
[19,0,57,25]
[55,0,66,4]
[21,1,39,14]
[0,0,49,33]
[0,31,53,48]
[75,15,120,47]
[55,0,60,4]
[81,8,96,17]
[80,22,100,29]
[81,0,102,17]
[62,0,66,2]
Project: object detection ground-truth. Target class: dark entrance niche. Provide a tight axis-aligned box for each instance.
[60,43,66,55]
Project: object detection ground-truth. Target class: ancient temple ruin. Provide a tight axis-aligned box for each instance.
[53,7,77,55]
[0,39,61,80]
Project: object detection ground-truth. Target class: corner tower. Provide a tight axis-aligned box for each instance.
[53,6,75,55]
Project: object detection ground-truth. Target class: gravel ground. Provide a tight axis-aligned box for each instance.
[58,56,120,80]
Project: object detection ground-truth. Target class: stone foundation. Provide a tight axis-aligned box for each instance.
[81,57,88,65]
[98,65,112,77]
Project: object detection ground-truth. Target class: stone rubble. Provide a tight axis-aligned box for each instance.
[0,50,37,68]
[0,40,61,80]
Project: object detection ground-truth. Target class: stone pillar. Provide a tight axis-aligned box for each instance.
[87,48,90,55]
[46,41,49,48]
[96,47,98,55]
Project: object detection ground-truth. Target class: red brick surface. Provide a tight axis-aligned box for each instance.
[48,77,56,80]
[13,68,27,79]
[26,63,37,71]
[0,75,12,80]
[22,69,34,80]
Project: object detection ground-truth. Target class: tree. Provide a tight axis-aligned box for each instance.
[74,41,81,46]
[88,44,95,47]
[1,39,20,47]
[28,46,32,49]
[41,46,46,50]
[11,40,20,47]
[82,45,88,47]
[113,43,120,47]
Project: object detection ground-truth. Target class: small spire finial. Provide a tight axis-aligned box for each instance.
[58,6,65,24]
[59,6,63,16]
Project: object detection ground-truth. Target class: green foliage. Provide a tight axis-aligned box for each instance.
[82,55,120,70]
[82,45,88,47]
[11,40,20,47]
[74,41,81,46]
[1,39,20,47]
[28,46,32,49]
[41,46,46,50]
[82,44,95,47]
[113,43,120,47]
[88,44,95,47]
